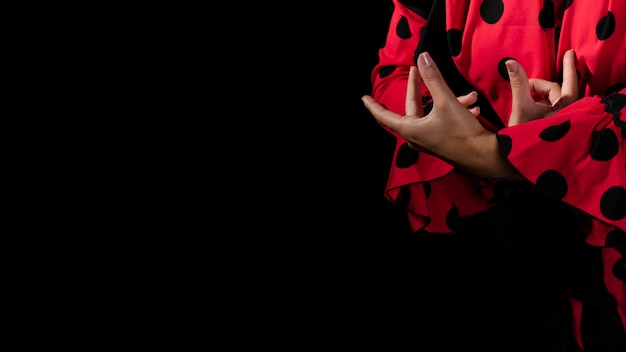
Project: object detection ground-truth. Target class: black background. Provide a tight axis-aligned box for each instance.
[163,3,500,348]
[250,3,494,347]
[80,3,500,349]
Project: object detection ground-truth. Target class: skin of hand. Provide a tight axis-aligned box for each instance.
[405,84,481,152]
[507,49,578,126]
[362,51,578,180]
[362,51,520,180]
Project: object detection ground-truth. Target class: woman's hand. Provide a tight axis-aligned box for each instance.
[361,50,580,180]
[506,49,579,126]
[362,52,516,179]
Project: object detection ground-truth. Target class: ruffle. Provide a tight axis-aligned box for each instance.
[384,141,496,233]
[496,92,626,248]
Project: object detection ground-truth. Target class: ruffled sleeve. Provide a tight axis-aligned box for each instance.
[372,0,495,233]
[496,89,626,247]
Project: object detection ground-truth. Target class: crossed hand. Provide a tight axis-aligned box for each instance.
[361,50,578,162]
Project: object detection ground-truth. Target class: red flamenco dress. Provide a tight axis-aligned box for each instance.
[371,0,625,350]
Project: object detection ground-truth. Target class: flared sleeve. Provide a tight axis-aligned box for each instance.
[497,90,626,247]
[371,0,494,233]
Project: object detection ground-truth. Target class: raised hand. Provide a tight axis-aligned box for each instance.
[362,52,518,179]
[361,53,486,155]
[376,63,480,151]
[506,49,578,126]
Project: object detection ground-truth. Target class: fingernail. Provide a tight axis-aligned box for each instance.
[418,52,431,67]
[505,61,517,73]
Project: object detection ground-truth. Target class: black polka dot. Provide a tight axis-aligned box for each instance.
[397,185,411,208]
[536,170,568,200]
[600,186,626,220]
[605,228,626,247]
[445,204,461,232]
[596,11,616,40]
[397,16,412,39]
[379,66,396,79]
[423,182,432,198]
[605,84,626,96]
[603,93,626,115]
[396,142,420,168]
[590,129,619,161]
[565,0,573,10]
[447,29,463,56]
[498,57,516,81]
[539,120,571,142]
[480,0,504,24]
[496,134,513,156]
[538,0,555,29]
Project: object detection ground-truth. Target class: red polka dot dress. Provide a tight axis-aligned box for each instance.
[371,0,625,350]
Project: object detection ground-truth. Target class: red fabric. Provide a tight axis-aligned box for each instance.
[497,92,626,247]
[371,1,626,349]
[372,0,626,237]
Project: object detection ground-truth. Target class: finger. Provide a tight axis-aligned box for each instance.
[416,52,458,103]
[405,66,423,116]
[361,95,403,132]
[506,60,535,108]
[528,79,562,105]
[554,49,578,107]
[507,59,545,125]
[457,91,478,107]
